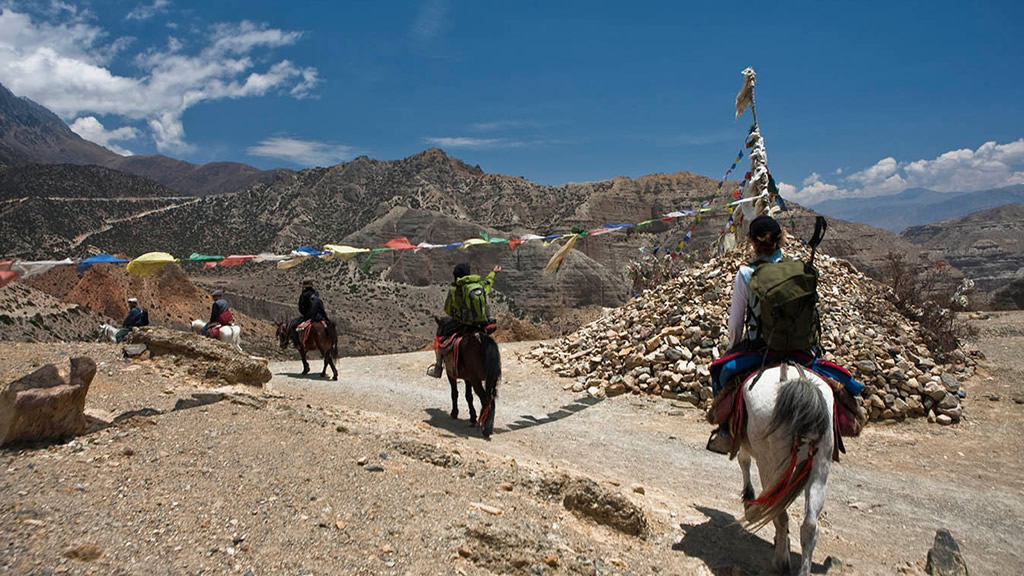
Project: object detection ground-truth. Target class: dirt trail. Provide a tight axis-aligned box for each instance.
[269,320,1024,575]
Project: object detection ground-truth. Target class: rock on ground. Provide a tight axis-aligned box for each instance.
[0,356,96,446]
[125,327,270,386]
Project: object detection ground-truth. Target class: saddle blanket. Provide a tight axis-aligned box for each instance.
[296,320,325,348]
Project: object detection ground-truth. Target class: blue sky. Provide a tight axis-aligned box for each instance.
[1,0,1022,205]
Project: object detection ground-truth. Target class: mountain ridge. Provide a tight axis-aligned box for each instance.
[812,184,1024,232]
[0,81,273,196]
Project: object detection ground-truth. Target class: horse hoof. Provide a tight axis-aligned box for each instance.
[449,411,459,420]
[332,376,338,381]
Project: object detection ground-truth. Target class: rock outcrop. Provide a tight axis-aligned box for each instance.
[531,242,975,424]
[902,203,1024,296]
[0,356,96,446]
[0,282,111,343]
[125,327,271,386]
[926,529,969,575]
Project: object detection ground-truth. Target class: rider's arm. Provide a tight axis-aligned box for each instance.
[481,270,496,294]
[727,269,748,349]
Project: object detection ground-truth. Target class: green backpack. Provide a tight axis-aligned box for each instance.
[456,276,490,324]
[748,258,821,352]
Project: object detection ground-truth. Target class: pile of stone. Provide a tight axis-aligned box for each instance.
[531,243,973,424]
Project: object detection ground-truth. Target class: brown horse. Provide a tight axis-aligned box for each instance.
[277,318,338,380]
[441,326,501,438]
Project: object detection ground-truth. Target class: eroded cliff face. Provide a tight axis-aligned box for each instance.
[902,204,1024,295]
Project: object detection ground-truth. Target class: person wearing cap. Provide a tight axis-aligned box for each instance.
[707,214,786,453]
[202,289,233,336]
[115,297,149,342]
[298,279,329,324]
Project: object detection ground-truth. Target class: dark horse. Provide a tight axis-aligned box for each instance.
[276,318,338,381]
[438,320,502,438]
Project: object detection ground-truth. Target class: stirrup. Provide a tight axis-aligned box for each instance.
[706,429,732,455]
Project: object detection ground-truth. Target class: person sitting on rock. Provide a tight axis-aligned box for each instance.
[202,289,233,337]
[427,262,501,378]
[115,297,149,343]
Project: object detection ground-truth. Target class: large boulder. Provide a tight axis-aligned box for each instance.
[125,327,271,386]
[1,357,96,447]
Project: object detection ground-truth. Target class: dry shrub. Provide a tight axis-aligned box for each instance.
[883,252,978,355]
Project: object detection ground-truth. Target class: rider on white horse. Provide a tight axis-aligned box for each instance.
[202,289,234,337]
[114,297,149,343]
[707,215,818,454]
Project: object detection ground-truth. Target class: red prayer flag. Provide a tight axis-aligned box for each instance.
[383,237,417,250]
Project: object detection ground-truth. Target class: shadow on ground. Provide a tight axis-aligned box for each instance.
[673,506,827,575]
[280,371,335,380]
[423,407,486,439]
[503,395,603,432]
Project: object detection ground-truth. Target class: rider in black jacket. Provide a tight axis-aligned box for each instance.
[299,280,329,323]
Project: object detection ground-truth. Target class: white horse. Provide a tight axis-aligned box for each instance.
[738,364,834,576]
[190,319,243,352]
[97,323,119,343]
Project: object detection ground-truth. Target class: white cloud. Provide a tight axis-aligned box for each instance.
[0,8,319,154]
[785,138,1024,205]
[423,136,522,150]
[125,0,170,22]
[777,181,797,198]
[786,173,840,205]
[469,120,522,133]
[246,137,355,167]
[69,116,139,155]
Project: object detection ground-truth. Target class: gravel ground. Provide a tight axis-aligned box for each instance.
[2,312,1023,575]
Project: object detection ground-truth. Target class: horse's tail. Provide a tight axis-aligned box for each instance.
[745,376,829,530]
[482,335,501,399]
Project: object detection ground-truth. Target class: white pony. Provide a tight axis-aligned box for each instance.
[190,319,242,352]
[97,323,119,343]
[738,364,834,576]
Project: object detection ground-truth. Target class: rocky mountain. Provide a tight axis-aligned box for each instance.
[0,82,272,196]
[901,203,1024,294]
[0,163,174,200]
[102,155,279,197]
[0,164,189,258]
[812,184,1024,233]
[5,143,955,353]
[991,277,1024,309]
[0,83,113,167]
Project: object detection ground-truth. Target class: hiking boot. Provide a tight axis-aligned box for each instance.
[706,426,732,455]
[426,363,443,378]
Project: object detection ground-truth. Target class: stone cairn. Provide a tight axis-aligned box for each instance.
[530,243,972,425]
